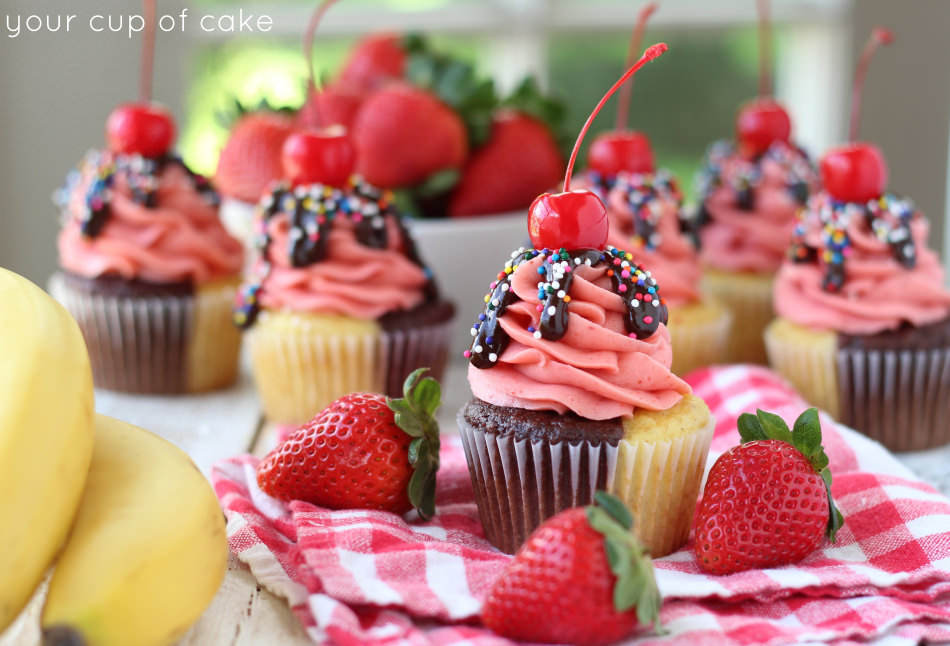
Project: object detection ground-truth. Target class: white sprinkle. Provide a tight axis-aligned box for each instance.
[574,257,582,265]
[470,328,478,336]
[547,305,556,315]
[557,290,566,298]
[552,281,560,290]
[489,353,498,362]
[534,331,543,339]
[631,300,640,307]
[491,298,500,307]
[474,345,483,353]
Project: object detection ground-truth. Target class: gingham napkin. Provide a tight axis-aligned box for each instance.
[212,365,950,645]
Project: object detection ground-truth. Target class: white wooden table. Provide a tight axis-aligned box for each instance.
[3,358,950,646]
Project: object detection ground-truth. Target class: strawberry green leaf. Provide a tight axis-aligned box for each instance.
[792,408,822,456]
[594,490,633,530]
[755,409,794,443]
[821,469,845,541]
[388,368,442,520]
[586,493,661,631]
[736,412,768,442]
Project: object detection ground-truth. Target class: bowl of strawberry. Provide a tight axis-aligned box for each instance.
[215,24,570,354]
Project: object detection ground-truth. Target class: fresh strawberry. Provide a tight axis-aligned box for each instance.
[215,111,295,203]
[295,82,365,131]
[255,369,442,518]
[693,408,844,575]
[482,492,661,646]
[352,82,468,189]
[448,110,565,217]
[336,32,407,91]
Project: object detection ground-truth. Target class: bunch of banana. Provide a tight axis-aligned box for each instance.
[0,267,95,633]
[0,268,228,646]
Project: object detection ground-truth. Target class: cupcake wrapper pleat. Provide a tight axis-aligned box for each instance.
[380,318,454,397]
[837,346,950,452]
[764,320,840,418]
[457,418,617,555]
[248,317,382,425]
[610,416,714,557]
[668,304,733,376]
[703,270,774,365]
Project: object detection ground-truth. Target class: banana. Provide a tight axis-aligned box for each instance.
[0,267,95,633]
[41,414,228,646]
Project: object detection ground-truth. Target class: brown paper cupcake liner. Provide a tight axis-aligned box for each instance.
[837,346,950,452]
[458,407,714,556]
[457,418,617,554]
[379,317,454,398]
[50,272,240,394]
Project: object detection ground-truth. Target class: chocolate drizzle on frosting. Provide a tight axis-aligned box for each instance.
[696,139,815,213]
[56,149,218,239]
[789,192,917,293]
[233,177,437,329]
[466,246,668,369]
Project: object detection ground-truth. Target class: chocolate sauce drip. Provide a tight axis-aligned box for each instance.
[696,139,816,222]
[789,193,919,293]
[234,177,440,329]
[468,246,667,369]
[71,151,219,239]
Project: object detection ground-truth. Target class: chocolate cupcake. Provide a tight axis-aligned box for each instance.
[458,246,713,556]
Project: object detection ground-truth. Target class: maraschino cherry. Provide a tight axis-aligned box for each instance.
[734,0,792,158]
[281,127,356,187]
[586,3,657,177]
[528,43,669,251]
[819,27,893,204]
[280,0,356,188]
[105,0,175,158]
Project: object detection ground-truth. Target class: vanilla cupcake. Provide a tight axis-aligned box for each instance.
[696,137,817,364]
[235,176,455,425]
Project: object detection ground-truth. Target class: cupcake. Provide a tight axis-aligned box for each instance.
[766,29,950,452]
[457,43,713,557]
[695,108,818,365]
[234,129,455,425]
[598,166,732,376]
[52,104,244,394]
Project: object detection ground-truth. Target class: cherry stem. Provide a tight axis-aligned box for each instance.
[563,43,668,191]
[614,3,657,132]
[302,0,339,126]
[756,0,772,99]
[849,26,893,142]
[140,0,156,103]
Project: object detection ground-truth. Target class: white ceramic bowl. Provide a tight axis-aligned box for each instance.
[409,211,529,359]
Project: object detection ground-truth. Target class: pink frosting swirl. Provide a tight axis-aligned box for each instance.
[774,194,950,335]
[604,173,701,306]
[468,252,690,419]
[255,208,429,319]
[58,152,242,284]
[699,142,817,273]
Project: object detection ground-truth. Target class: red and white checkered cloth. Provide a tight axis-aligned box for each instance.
[212,365,950,645]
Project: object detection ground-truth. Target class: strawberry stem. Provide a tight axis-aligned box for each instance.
[302,0,340,127]
[849,27,893,142]
[563,43,667,192]
[756,0,773,100]
[613,3,657,133]
[140,0,156,103]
